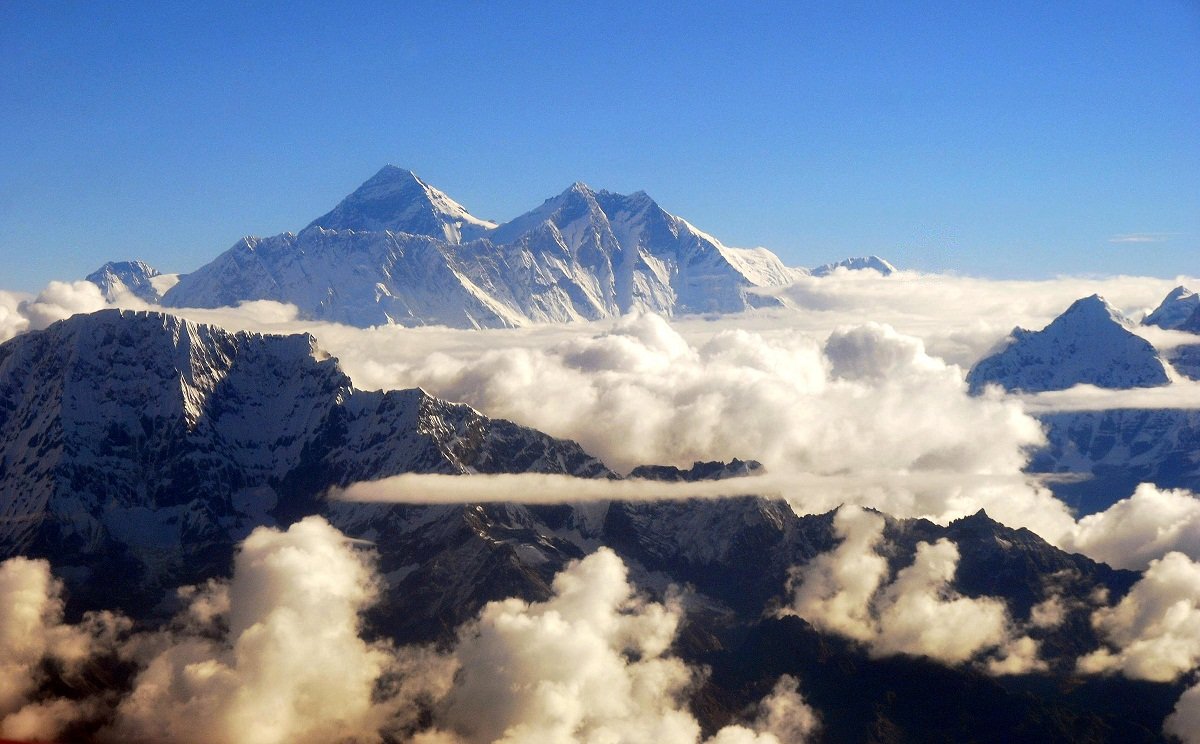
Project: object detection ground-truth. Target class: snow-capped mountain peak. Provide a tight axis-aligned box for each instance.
[1143,285,1199,330]
[162,167,805,327]
[966,294,1170,393]
[489,181,607,245]
[810,256,897,277]
[1051,293,1133,329]
[306,165,497,243]
[85,260,172,303]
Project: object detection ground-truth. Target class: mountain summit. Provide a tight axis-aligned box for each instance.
[1143,285,1200,331]
[966,294,1171,393]
[305,165,497,243]
[162,167,802,328]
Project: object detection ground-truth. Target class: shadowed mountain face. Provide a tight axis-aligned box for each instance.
[1029,408,1200,513]
[0,309,608,614]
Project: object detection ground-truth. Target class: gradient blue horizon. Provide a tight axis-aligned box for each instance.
[2,1,1197,293]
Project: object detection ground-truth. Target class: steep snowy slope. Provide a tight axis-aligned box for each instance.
[161,228,528,327]
[1178,305,1200,334]
[305,165,497,242]
[1143,286,1199,330]
[0,309,606,611]
[162,168,797,327]
[967,295,1171,393]
[85,260,174,303]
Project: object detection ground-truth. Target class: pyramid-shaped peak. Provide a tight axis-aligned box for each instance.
[85,260,165,303]
[1144,285,1199,330]
[305,166,495,242]
[89,260,160,278]
[966,294,1168,393]
[354,165,429,194]
[1060,294,1127,325]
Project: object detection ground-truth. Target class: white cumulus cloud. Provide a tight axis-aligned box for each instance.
[781,505,1043,673]
[106,515,443,744]
[1077,551,1200,683]
[0,556,129,741]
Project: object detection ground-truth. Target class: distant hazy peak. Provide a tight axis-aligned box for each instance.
[85,259,167,303]
[1144,285,1199,330]
[305,165,496,243]
[810,256,897,277]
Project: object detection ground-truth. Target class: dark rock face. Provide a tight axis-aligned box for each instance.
[0,309,1181,742]
[700,615,1178,744]
[0,309,607,615]
[1029,409,1200,513]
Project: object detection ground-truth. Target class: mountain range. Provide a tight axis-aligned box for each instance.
[9,168,1199,742]
[0,308,1180,742]
[967,290,1200,512]
[87,166,894,328]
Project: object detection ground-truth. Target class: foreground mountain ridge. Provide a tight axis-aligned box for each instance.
[0,308,608,611]
[0,307,1184,742]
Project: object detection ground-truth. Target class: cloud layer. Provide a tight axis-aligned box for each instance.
[1077,551,1200,683]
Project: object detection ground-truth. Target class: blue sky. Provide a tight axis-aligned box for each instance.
[2,1,1197,292]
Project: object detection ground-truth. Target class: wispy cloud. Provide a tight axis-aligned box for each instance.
[1108,232,1178,244]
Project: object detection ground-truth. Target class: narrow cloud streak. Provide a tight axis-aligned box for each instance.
[336,472,781,505]
[1108,233,1175,244]
[1018,380,1200,413]
[333,468,1087,555]
[337,473,1200,571]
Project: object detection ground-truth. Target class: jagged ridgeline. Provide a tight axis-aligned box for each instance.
[0,308,1185,741]
[85,165,894,328]
[0,309,608,614]
[966,292,1200,513]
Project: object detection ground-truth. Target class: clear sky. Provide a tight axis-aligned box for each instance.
[2,1,1197,292]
